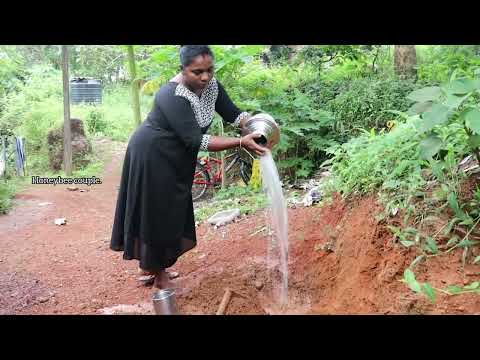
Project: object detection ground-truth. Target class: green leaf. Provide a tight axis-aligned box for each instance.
[457,239,480,248]
[422,283,436,303]
[468,134,480,149]
[448,192,469,222]
[419,104,450,133]
[408,101,433,115]
[464,108,480,134]
[474,256,480,265]
[404,269,422,293]
[420,135,443,160]
[444,78,477,95]
[425,237,438,254]
[444,93,470,110]
[446,285,464,295]
[385,110,411,120]
[400,240,416,248]
[407,86,442,103]
[463,281,480,290]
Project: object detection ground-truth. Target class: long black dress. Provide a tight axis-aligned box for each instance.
[110,78,249,272]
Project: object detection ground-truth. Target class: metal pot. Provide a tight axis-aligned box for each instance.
[152,288,179,315]
[242,113,280,149]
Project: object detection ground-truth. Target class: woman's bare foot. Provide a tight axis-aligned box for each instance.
[153,270,173,289]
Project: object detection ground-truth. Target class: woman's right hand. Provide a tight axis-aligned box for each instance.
[241,132,268,157]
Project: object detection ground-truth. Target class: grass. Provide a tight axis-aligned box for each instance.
[194,185,268,223]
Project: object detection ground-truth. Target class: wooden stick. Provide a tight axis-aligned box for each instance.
[216,288,232,315]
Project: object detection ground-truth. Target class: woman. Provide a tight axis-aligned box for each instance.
[110,45,266,289]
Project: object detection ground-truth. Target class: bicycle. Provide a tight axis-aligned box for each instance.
[191,147,254,201]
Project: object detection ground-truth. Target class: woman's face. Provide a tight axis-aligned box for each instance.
[182,54,214,93]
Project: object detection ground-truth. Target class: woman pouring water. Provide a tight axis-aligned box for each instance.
[110,45,267,290]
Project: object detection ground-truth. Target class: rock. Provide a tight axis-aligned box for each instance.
[38,296,49,303]
[254,281,264,290]
[38,202,53,207]
[54,218,67,226]
[67,186,79,191]
[207,209,240,227]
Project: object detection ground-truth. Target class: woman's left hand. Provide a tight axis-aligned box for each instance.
[241,133,268,157]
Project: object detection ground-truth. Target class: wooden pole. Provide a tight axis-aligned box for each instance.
[62,45,72,175]
[216,288,232,315]
[127,45,141,126]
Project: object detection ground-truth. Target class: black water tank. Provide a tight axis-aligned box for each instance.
[70,78,102,105]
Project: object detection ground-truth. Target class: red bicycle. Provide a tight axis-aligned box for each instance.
[192,147,254,201]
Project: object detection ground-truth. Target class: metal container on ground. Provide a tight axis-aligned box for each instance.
[152,288,179,315]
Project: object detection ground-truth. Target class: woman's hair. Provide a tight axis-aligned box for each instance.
[179,45,214,68]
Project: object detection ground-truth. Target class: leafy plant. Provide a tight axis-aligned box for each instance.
[407,73,480,165]
[402,268,436,303]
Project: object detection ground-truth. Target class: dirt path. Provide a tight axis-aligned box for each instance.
[1,139,480,315]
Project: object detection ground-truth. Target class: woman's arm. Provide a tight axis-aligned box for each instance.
[207,133,267,156]
[214,81,251,129]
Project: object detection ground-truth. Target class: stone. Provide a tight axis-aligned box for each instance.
[254,281,264,290]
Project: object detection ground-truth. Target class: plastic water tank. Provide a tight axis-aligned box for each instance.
[70,78,102,105]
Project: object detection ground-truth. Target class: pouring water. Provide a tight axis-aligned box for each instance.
[260,150,289,305]
[244,114,289,305]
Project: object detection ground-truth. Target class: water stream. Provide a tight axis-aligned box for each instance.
[259,151,289,305]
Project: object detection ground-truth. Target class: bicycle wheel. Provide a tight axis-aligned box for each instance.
[240,158,253,185]
[192,162,210,201]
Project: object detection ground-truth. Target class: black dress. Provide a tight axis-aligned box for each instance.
[110,78,249,272]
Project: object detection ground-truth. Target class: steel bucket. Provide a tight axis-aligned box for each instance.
[242,113,280,149]
[152,288,179,315]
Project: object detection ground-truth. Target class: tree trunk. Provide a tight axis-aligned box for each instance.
[394,45,417,79]
[62,45,73,175]
[127,46,142,126]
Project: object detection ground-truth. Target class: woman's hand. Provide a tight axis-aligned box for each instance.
[241,132,268,157]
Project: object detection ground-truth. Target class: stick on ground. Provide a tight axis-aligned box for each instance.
[216,288,233,315]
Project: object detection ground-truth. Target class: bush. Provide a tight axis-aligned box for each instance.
[417,46,480,85]
[323,76,419,137]
[0,181,16,214]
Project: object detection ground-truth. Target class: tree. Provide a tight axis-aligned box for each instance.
[62,45,72,175]
[127,46,142,126]
[394,45,417,79]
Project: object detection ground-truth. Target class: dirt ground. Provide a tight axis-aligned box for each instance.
[1,139,480,315]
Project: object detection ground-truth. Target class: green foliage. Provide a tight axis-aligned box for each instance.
[137,45,179,86]
[0,46,26,101]
[324,76,419,136]
[417,46,480,85]
[328,117,426,198]
[0,180,16,214]
[70,45,126,84]
[402,268,436,303]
